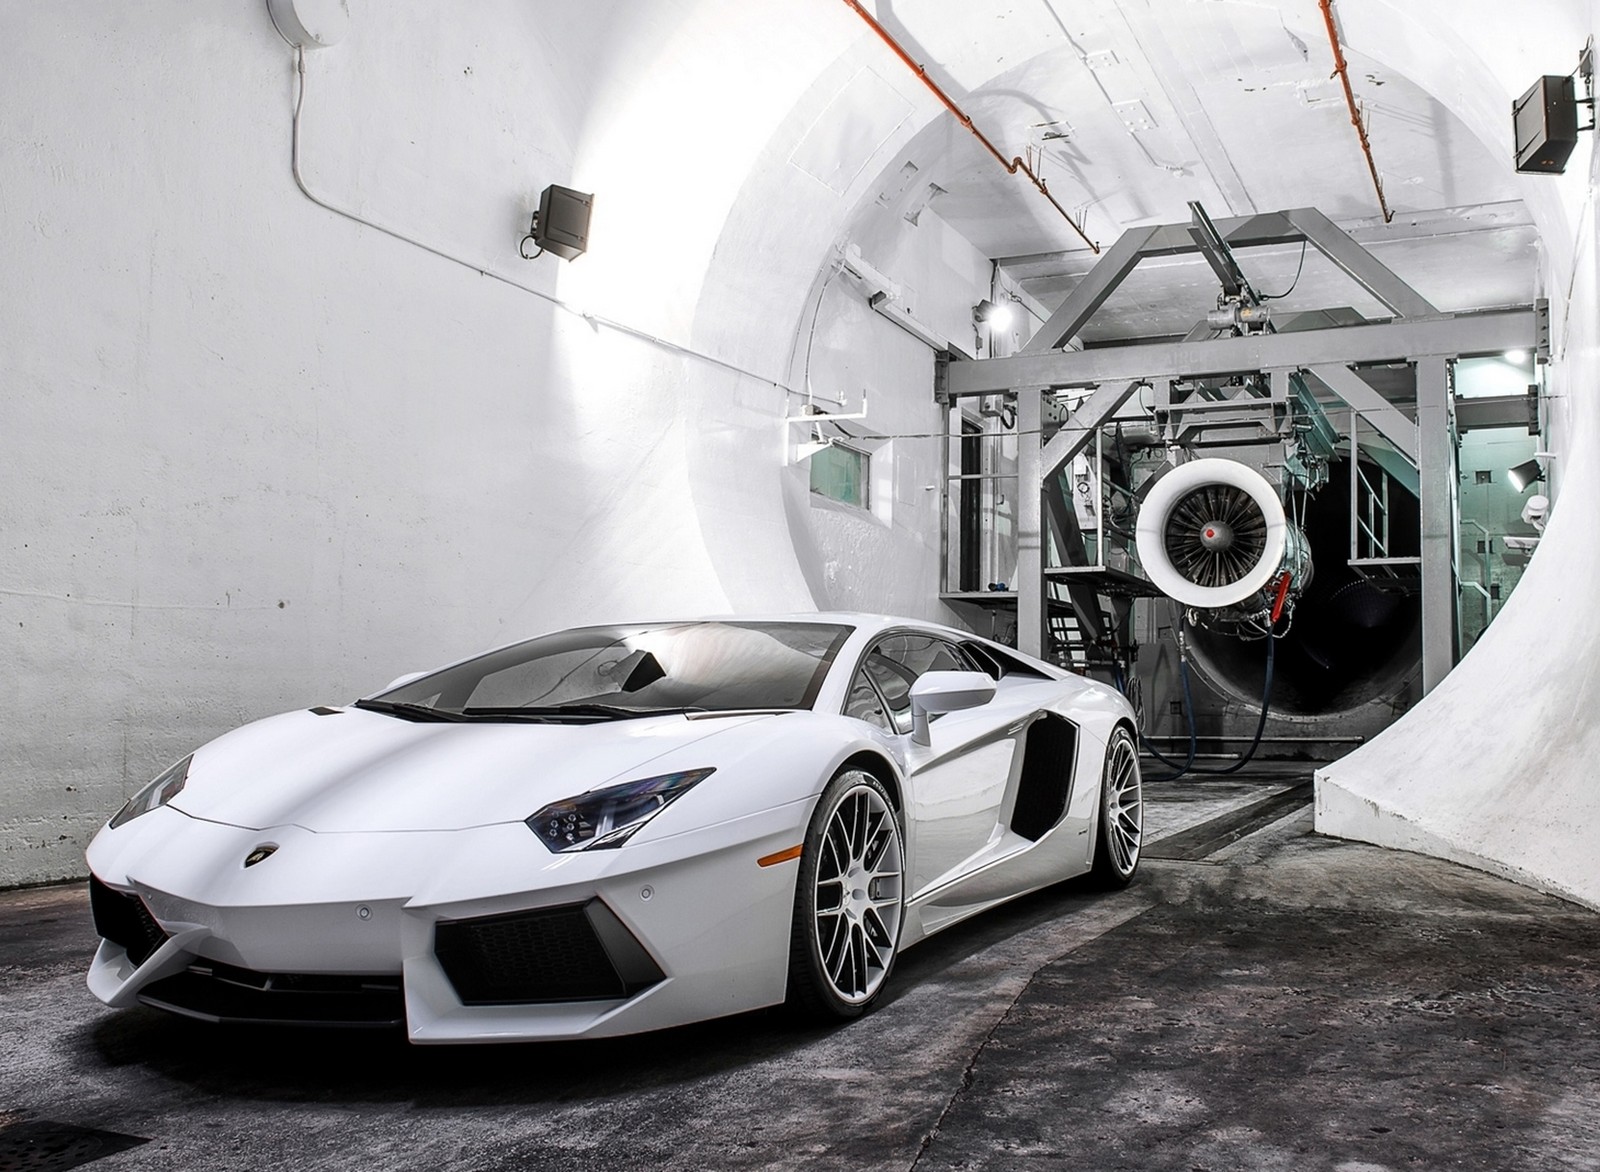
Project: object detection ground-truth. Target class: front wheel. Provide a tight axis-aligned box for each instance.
[1089,726,1142,889]
[786,768,905,1020]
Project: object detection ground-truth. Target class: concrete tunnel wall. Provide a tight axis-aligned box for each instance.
[2,0,1598,896]
[1315,0,1600,909]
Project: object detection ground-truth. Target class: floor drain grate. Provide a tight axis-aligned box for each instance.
[0,1121,149,1172]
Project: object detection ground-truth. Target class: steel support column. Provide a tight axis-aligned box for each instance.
[1017,388,1044,658]
[1417,356,1457,693]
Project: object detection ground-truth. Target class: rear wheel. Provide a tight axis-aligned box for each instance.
[786,769,905,1020]
[1089,726,1142,888]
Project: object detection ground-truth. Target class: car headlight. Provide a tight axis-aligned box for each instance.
[526,768,714,853]
[109,756,193,829]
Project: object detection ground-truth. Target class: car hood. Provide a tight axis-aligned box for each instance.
[165,706,774,833]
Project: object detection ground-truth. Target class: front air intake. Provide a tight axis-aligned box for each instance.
[434,899,664,1006]
[89,875,169,967]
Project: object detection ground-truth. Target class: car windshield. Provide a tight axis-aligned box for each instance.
[363,621,854,721]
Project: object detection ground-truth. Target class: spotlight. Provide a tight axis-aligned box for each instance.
[973,299,1015,331]
[1504,349,1529,364]
[1507,458,1545,493]
[520,184,593,261]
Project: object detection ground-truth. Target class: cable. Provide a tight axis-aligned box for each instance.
[1256,240,1308,302]
[1137,613,1278,781]
[284,43,792,395]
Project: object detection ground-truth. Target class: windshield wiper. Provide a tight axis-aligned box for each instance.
[457,704,702,723]
[353,700,467,723]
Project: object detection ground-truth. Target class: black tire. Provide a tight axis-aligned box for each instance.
[786,768,906,1020]
[1088,726,1142,889]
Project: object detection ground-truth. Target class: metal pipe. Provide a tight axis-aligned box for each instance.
[1317,0,1394,224]
[839,0,1100,254]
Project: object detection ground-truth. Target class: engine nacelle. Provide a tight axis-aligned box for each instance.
[1135,458,1312,616]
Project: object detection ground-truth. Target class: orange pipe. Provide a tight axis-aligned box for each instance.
[840,0,1100,253]
[1270,571,1293,624]
[1318,0,1394,224]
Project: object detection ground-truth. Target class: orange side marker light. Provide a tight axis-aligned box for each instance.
[758,844,804,868]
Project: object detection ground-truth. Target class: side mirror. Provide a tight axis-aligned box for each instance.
[908,671,996,745]
[382,670,430,692]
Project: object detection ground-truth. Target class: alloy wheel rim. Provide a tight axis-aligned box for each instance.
[1105,737,1142,875]
[813,778,903,1004]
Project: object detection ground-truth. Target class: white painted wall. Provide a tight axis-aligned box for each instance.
[1315,1,1600,907]
[0,0,841,884]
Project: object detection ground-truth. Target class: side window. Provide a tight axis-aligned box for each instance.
[844,673,893,732]
[961,643,1004,681]
[858,635,973,735]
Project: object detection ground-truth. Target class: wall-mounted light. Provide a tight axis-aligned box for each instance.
[520,185,594,261]
[1507,456,1548,492]
[1521,493,1551,531]
[267,0,350,49]
[1513,42,1595,174]
[1504,349,1529,364]
[973,299,1015,331]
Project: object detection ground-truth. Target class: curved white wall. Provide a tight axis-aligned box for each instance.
[1316,1,1600,908]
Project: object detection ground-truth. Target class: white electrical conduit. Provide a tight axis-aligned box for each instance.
[283,44,792,393]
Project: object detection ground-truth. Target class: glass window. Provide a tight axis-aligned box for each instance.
[858,635,973,735]
[369,621,853,719]
[810,443,869,508]
[844,675,892,732]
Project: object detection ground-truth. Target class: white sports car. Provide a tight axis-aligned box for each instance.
[86,614,1142,1043]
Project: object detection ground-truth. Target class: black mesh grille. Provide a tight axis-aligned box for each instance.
[89,875,169,966]
[138,959,404,1028]
[1011,713,1080,841]
[434,900,662,1005]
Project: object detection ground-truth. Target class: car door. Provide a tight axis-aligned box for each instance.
[853,634,1021,901]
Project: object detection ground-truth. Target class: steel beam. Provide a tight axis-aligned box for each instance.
[1456,391,1539,434]
[1017,388,1044,658]
[1039,380,1146,479]
[1021,226,1157,355]
[1285,208,1438,319]
[1416,356,1457,694]
[946,309,1536,395]
[1305,364,1419,463]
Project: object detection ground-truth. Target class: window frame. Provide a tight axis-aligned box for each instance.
[837,628,983,736]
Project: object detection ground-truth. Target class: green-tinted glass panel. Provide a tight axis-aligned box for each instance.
[810,444,868,507]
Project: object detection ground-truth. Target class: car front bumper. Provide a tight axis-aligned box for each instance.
[85,800,811,1042]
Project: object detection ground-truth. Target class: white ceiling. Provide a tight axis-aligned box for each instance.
[867,0,1539,339]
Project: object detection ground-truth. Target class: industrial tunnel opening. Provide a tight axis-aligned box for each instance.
[1185,456,1422,717]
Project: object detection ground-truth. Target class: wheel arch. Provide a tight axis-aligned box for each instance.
[835,750,903,815]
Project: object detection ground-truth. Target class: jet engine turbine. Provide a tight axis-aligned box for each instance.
[1135,458,1312,630]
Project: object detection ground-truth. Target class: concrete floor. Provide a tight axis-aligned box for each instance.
[4,765,1600,1171]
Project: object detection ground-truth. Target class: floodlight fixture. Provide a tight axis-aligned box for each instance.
[1507,458,1545,493]
[973,299,1015,331]
[520,185,593,261]
[1513,45,1595,174]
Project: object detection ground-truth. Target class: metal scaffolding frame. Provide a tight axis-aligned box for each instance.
[939,206,1544,695]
